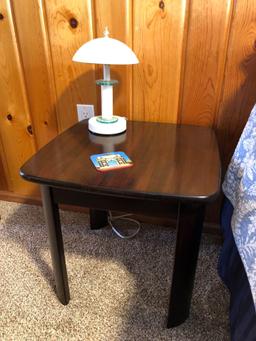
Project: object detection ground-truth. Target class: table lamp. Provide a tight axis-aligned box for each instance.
[73,27,139,135]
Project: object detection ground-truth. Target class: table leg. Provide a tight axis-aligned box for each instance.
[41,185,70,305]
[90,209,108,230]
[167,202,205,327]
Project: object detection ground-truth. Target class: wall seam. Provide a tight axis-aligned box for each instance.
[8,0,37,150]
[176,0,192,125]
[213,0,236,129]
[39,0,62,133]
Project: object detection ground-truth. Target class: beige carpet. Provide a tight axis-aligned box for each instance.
[0,201,229,340]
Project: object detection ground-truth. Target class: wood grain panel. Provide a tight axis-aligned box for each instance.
[44,0,97,132]
[94,0,133,118]
[0,0,37,194]
[12,0,59,149]
[1,0,256,227]
[179,0,233,126]
[215,0,256,166]
[132,0,187,123]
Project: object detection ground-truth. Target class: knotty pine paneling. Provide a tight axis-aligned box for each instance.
[1,0,256,225]
[0,0,37,195]
[179,0,233,126]
[12,0,59,149]
[44,0,97,132]
[94,0,133,118]
[215,0,256,167]
[132,0,187,123]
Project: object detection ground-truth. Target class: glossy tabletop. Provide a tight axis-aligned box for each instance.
[20,120,221,201]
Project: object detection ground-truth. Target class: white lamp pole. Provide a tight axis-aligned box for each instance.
[101,65,113,121]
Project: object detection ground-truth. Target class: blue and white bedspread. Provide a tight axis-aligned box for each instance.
[223,104,256,311]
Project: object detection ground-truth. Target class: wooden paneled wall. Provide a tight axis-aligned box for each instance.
[1,0,256,222]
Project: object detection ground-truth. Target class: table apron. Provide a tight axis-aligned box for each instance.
[52,187,179,218]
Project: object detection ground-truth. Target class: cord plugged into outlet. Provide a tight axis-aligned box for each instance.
[77,104,94,121]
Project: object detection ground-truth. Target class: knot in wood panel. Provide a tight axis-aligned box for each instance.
[159,1,165,11]
[27,125,33,135]
[0,13,4,20]
[69,17,78,29]
[6,113,12,121]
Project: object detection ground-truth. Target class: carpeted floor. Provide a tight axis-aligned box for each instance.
[0,201,229,340]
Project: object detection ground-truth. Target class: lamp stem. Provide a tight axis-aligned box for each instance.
[103,64,110,80]
[101,64,113,120]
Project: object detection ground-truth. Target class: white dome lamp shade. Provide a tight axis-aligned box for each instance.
[72,27,139,135]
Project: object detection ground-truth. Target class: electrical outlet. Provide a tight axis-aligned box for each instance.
[77,104,94,121]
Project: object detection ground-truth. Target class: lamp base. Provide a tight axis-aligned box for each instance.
[88,116,126,135]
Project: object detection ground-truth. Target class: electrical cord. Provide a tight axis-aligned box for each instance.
[108,211,141,239]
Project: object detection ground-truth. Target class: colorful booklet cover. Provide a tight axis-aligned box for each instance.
[90,151,133,172]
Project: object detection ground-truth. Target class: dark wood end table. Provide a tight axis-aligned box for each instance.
[20,120,221,327]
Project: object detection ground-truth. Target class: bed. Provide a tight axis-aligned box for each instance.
[218,105,256,340]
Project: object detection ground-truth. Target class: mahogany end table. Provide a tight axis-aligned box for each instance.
[20,120,221,327]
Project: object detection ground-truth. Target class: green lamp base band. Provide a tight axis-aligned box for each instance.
[96,116,119,124]
[96,79,118,86]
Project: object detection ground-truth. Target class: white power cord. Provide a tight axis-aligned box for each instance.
[108,211,141,239]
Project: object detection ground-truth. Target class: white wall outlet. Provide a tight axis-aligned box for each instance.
[77,104,94,121]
